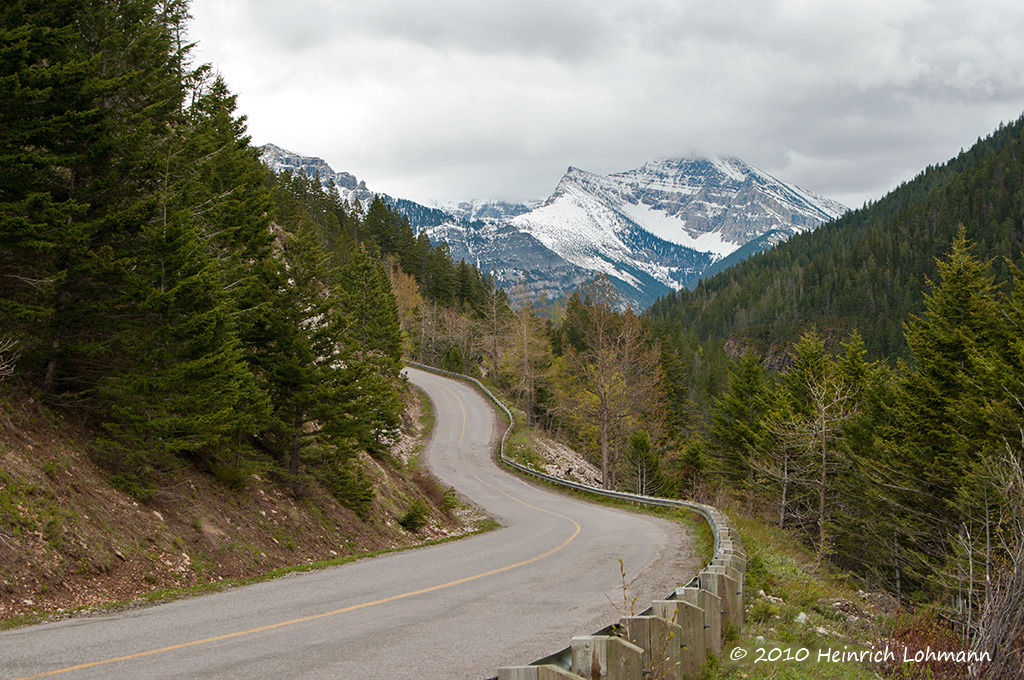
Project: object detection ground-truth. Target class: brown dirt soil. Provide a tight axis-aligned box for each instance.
[0,387,482,625]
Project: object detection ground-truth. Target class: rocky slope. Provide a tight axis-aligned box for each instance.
[0,388,479,624]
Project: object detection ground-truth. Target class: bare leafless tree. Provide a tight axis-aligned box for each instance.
[480,281,512,381]
[965,437,1024,679]
[556,277,663,489]
[504,279,548,426]
[0,336,19,382]
[759,370,858,558]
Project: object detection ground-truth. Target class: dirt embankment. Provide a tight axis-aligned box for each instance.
[0,388,479,624]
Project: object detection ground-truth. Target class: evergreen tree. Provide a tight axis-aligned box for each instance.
[179,73,272,273]
[96,206,266,467]
[95,60,272,473]
[1,0,189,403]
[706,351,771,486]
[335,243,403,458]
[248,221,347,475]
[869,233,1009,592]
[623,431,668,497]
[890,232,1006,518]
[248,219,400,491]
[338,244,402,363]
[0,0,92,377]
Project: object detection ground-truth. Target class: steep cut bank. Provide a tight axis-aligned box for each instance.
[0,386,482,625]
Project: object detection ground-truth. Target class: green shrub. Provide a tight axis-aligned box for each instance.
[323,459,375,519]
[398,500,429,532]
[210,462,249,490]
[110,472,155,502]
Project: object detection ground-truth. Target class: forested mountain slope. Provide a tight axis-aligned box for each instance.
[647,114,1024,362]
[635,115,1024,671]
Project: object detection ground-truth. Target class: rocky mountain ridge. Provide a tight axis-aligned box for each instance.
[432,156,846,307]
[258,145,846,308]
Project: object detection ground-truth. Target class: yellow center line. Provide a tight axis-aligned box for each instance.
[10,378,580,680]
[438,380,467,446]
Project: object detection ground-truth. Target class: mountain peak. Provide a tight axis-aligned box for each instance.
[259,143,847,309]
[453,154,847,307]
[258,144,365,192]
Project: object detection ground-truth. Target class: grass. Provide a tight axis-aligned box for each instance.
[412,384,435,437]
[483,385,554,473]
[459,372,885,679]
[700,513,883,680]
[472,387,883,678]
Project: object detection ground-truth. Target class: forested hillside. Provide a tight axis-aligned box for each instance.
[648,114,1024,362]
[636,117,1024,674]
[3,0,1022,671]
[0,0,502,501]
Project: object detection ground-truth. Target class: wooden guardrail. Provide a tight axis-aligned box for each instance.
[403,362,745,680]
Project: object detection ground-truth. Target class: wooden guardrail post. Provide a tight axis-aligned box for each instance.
[571,634,644,680]
[651,599,706,678]
[619,615,684,680]
[703,564,744,627]
[676,586,722,655]
[711,553,746,574]
[414,361,749,680]
[698,570,736,632]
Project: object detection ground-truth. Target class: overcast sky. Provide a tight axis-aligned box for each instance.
[188,0,1024,209]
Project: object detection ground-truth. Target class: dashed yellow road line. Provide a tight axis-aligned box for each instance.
[9,376,580,680]
[435,379,467,446]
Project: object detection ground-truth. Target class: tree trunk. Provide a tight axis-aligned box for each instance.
[600,408,611,489]
[819,421,828,555]
[289,418,302,475]
[779,454,788,528]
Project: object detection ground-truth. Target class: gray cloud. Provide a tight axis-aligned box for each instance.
[189,0,1024,207]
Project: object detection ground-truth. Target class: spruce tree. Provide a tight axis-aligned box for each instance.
[879,232,1008,591]
[706,351,771,486]
[249,220,399,489]
[891,231,1005,512]
[96,61,271,472]
[96,207,266,468]
[1,0,186,400]
[335,243,403,458]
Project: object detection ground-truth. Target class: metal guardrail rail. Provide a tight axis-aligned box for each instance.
[404,361,731,675]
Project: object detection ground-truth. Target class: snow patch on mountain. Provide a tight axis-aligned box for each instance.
[615,200,737,259]
[433,198,540,222]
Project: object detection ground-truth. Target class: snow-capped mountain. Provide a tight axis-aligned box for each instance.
[259,145,846,309]
[435,199,540,222]
[430,156,846,307]
[260,143,377,205]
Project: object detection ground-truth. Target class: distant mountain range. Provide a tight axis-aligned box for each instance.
[259,144,846,308]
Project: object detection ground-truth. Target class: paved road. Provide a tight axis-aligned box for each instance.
[1,367,698,679]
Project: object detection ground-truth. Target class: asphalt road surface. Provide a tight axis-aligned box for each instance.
[1,367,699,679]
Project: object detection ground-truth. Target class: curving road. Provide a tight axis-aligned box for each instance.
[0,367,698,679]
